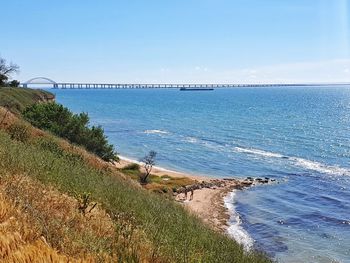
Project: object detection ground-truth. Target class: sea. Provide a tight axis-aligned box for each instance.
[52,86,350,263]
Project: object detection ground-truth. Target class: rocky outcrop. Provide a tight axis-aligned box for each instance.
[176,177,277,194]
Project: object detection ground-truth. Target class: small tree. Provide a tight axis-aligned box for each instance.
[139,151,157,184]
[8,80,20,87]
[0,56,19,86]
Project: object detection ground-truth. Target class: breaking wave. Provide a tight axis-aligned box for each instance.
[233,147,350,176]
[143,129,169,135]
[233,147,284,158]
[224,191,254,251]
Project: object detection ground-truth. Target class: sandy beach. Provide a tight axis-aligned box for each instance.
[115,156,259,233]
[115,157,210,181]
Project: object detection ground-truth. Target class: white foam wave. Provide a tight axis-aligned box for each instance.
[291,157,350,176]
[233,147,350,176]
[143,129,169,135]
[233,147,284,158]
[224,191,254,251]
[184,136,198,143]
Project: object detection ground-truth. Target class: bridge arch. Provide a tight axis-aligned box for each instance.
[23,77,57,85]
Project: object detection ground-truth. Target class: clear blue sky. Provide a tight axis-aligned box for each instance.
[1,0,349,83]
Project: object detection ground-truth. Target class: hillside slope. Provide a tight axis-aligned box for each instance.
[0,87,54,114]
[0,88,272,262]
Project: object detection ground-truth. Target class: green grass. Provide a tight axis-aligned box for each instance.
[121,164,194,194]
[0,86,54,114]
[0,87,272,262]
[0,130,272,263]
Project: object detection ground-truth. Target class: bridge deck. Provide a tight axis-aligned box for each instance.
[22,83,310,89]
[21,81,348,89]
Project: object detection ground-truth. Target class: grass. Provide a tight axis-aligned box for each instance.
[0,87,54,114]
[0,110,272,263]
[0,183,95,262]
[121,164,195,195]
[0,87,273,262]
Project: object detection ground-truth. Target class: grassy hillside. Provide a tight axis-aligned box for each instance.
[0,88,272,262]
[0,184,96,262]
[0,87,54,114]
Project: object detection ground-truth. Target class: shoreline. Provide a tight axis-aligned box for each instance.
[117,155,212,181]
[115,155,271,237]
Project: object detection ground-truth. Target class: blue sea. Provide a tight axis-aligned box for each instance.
[53,86,350,263]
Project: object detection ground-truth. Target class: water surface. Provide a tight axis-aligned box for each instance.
[54,86,350,263]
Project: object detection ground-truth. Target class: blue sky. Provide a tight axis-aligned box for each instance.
[1,0,349,83]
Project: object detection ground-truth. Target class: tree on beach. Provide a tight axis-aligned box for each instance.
[139,151,157,184]
[0,56,19,86]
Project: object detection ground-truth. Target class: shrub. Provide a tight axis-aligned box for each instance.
[35,138,64,156]
[23,103,118,162]
[122,163,140,171]
[8,80,20,87]
[7,122,30,142]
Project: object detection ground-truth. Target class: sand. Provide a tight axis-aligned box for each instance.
[114,156,256,233]
[115,157,211,181]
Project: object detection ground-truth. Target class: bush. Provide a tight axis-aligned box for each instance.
[8,80,20,87]
[7,122,30,142]
[35,138,62,152]
[122,163,140,171]
[23,103,118,161]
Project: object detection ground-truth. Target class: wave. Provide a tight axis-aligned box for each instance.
[233,147,350,176]
[143,129,169,135]
[184,136,198,143]
[233,147,284,158]
[291,157,350,176]
[224,191,254,251]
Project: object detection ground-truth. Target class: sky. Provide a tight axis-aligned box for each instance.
[1,0,350,84]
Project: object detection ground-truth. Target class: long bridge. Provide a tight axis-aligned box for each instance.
[20,77,349,89]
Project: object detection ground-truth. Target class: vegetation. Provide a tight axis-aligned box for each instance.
[0,87,272,262]
[0,86,54,114]
[121,162,194,195]
[23,102,118,162]
[0,56,19,86]
[139,150,157,184]
[0,106,270,263]
[0,189,94,262]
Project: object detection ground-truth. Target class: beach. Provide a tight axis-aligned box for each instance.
[115,156,266,235]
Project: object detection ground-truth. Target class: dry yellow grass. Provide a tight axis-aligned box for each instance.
[0,172,157,262]
[0,174,109,260]
[0,191,94,262]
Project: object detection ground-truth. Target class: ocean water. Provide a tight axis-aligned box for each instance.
[53,86,350,263]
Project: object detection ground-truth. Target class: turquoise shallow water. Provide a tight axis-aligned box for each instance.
[53,86,350,263]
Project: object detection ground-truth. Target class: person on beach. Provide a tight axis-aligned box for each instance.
[184,186,188,200]
[189,188,194,201]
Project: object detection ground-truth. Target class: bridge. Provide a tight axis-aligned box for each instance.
[20,77,267,89]
[20,77,348,89]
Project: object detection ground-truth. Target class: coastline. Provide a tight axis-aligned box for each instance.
[116,155,212,181]
[114,155,263,237]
